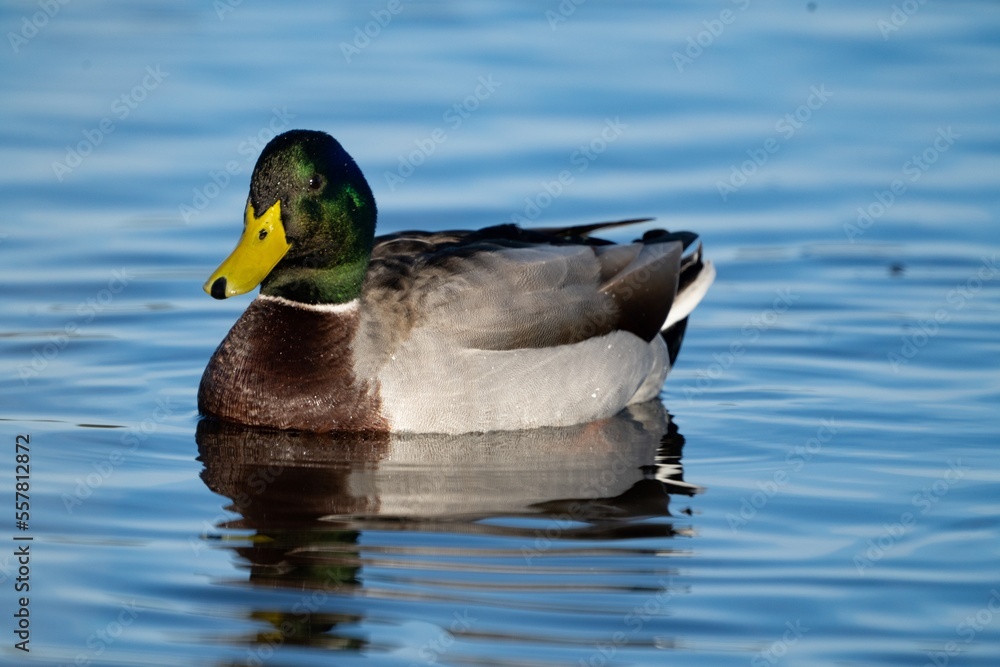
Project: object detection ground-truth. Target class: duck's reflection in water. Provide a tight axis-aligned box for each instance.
[196,400,699,658]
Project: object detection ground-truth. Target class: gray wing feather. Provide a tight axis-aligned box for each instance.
[350,222,710,434]
[363,239,683,351]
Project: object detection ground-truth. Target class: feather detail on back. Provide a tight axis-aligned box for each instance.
[346,220,714,433]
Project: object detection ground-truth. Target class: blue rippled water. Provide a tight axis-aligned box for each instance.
[1,1,999,666]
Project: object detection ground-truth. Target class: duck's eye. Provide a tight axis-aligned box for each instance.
[308,174,324,191]
[258,229,268,241]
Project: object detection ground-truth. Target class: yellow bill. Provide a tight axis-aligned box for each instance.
[204,200,291,299]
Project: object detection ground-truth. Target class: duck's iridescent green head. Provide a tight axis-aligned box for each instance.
[204,130,377,304]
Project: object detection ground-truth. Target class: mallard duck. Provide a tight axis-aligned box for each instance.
[199,130,715,434]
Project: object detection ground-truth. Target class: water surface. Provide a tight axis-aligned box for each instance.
[1,2,999,665]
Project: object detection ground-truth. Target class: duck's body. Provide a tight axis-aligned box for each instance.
[198,130,714,434]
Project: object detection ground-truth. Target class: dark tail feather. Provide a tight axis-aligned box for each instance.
[661,316,689,367]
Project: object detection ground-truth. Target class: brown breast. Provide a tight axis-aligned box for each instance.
[198,296,387,432]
